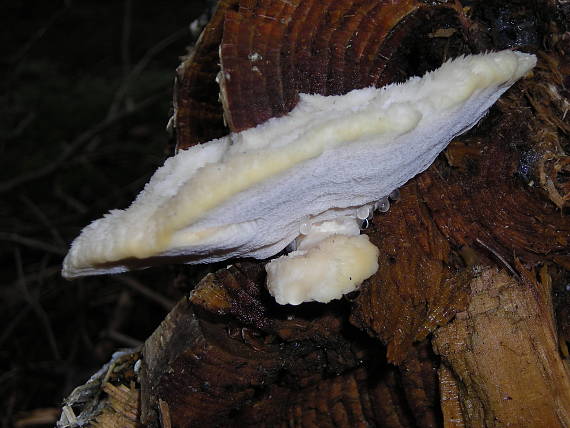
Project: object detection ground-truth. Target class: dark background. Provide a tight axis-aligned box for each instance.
[1,1,209,425]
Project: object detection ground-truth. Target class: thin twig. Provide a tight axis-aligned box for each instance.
[107,27,187,119]
[13,407,60,427]
[9,264,61,289]
[14,248,61,360]
[116,275,175,311]
[0,232,66,255]
[475,238,520,280]
[0,92,163,194]
[20,194,66,247]
[0,306,32,349]
[10,2,70,67]
[106,330,143,348]
[1,111,35,140]
[53,182,88,214]
[121,0,132,79]
[108,290,132,333]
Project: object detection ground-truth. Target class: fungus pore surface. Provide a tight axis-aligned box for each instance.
[62,50,536,304]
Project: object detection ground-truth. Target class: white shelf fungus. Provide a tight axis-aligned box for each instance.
[62,50,536,305]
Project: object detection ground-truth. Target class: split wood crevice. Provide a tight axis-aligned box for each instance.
[60,0,570,427]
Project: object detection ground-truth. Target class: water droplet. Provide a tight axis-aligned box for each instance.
[299,217,312,235]
[248,52,262,61]
[376,197,390,212]
[356,205,370,220]
[389,188,401,201]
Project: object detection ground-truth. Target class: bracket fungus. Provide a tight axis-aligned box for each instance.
[62,50,536,305]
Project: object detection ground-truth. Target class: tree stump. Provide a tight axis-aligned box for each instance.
[58,0,570,427]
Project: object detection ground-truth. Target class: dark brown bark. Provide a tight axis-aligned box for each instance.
[174,0,238,149]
